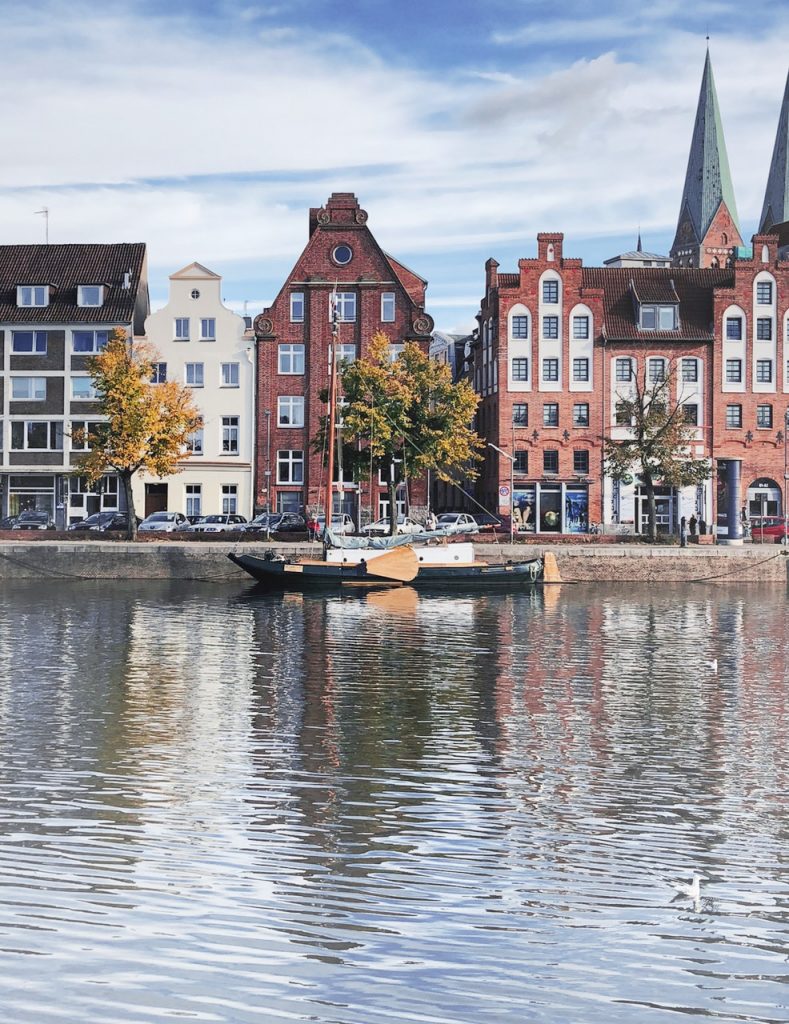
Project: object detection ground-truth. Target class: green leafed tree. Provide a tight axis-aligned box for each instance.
[314,331,484,535]
[603,358,710,542]
[72,329,203,539]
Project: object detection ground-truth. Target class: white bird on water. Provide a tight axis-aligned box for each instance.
[674,874,704,901]
[705,658,718,673]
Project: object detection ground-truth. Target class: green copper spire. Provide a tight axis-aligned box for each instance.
[671,51,740,255]
[759,69,789,233]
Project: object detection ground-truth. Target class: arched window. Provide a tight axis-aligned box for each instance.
[546,244,555,262]
[761,244,770,264]
[721,233,728,245]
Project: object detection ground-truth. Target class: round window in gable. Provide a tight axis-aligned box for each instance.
[191,289,200,299]
[332,244,353,266]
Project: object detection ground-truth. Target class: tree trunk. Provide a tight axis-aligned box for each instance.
[644,473,657,543]
[122,471,138,541]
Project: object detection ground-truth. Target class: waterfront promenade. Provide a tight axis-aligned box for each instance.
[0,539,786,582]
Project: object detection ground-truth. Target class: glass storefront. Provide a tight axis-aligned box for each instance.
[8,475,56,516]
[512,483,589,534]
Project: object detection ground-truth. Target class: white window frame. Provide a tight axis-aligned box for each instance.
[277,449,304,484]
[221,485,238,515]
[71,376,101,400]
[78,285,103,307]
[11,331,47,354]
[278,344,305,374]
[174,317,190,341]
[329,292,357,323]
[381,292,395,323]
[72,330,109,354]
[222,416,239,454]
[329,343,356,370]
[200,318,216,342]
[185,362,204,387]
[290,292,305,323]
[17,285,48,308]
[186,484,202,518]
[572,316,589,340]
[70,420,102,451]
[220,362,240,388]
[278,396,305,427]
[187,428,204,455]
[10,420,63,451]
[150,363,167,384]
[11,377,47,401]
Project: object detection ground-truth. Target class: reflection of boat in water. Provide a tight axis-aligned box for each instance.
[228,537,557,591]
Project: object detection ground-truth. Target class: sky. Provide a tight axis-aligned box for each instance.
[1,0,788,333]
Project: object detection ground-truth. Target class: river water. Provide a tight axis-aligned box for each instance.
[0,578,786,1024]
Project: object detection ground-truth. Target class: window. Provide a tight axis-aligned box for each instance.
[190,289,200,300]
[640,304,677,330]
[11,377,46,401]
[11,331,47,354]
[187,428,204,455]
[329,343,356,369]
[511,357,529,381]
[725,359,742,383]
[542,357,559,381]
[78,285,103,307]
[277,449,304,483]
[543,403,559,427]
[615,402,630,425]
[290,292,305,322]
[757,404,773,428]
[573,403,589,427]
[185,363,204,387]
[72,330,109,353]
[648,358,665,383]
[726,404,742,428]
[71,376,100,399]
[175,318,190,341]
[681,358,698,382]
[222,485,238,515]
[186,484,202,518]
[572,357,589,381]
[543,449,559,473]
[330,292,356,322]
[70,421,102,451]
[381,292,395,322]
[222,416,239,454]
[279,343,305,374]
[199,319,216,341]
[572,315,589,340]
[332,244,353,266]
[150,363,167,384]
[756,281,773,304]
[17,285,48,307]
[683,404,699,425]
[542,315,559,339]
[220,362,240,387]
[514,451,528,474]
[757,318,772,341]
[388,344,404,362]
[512,403,528,426]
[278,396,305,427]
[615,358,632,382]
[726,316,743,340]
[511,314,529,338]
[573,450,589,474]
[756,359,773,383]
[542,280,559,304]
[11,421,63,450]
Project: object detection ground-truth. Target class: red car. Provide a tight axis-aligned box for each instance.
[749,516,789,543]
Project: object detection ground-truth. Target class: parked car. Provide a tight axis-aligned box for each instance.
[436,512,480,534]
[307,512,355,537]
[0,515,19,530]
[472,513,503,532]
[749,516,789,543]
[68,512,140,532]
[138,511,190,533]
[12,511,55,530]
[187,514,248,534]
[244,512,308,536]
[361,515,426,536]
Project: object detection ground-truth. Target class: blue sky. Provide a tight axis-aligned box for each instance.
[1,0,788,331]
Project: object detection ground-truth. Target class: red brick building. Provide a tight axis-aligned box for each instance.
[253,193,433,523]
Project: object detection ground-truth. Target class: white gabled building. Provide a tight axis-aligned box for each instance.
[135,262,254,520]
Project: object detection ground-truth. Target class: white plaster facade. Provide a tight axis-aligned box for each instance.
[134,263,254,519]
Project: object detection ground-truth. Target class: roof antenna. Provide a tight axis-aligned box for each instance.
[34,207,49,244]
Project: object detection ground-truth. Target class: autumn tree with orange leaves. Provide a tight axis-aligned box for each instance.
[73,329,202,539]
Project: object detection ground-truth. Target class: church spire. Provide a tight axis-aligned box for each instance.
[670,50,742,267]
[759,69,789,238]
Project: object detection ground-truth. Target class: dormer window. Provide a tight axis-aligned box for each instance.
[640,304,677,330]
[78,285,104,307]
[17,285,49,308]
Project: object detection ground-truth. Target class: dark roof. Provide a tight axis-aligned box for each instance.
[582,267,734,341]
[497,274,520,288]
[0,243,146,324]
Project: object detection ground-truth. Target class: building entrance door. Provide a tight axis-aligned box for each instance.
[635,486,675,534]
[145,483,168,517]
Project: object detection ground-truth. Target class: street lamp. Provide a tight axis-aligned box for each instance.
[488,442,515,545]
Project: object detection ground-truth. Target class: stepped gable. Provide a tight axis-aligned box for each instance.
[759,69,789,243]
[0,243,146,324]
[670,51,742,267]
[582,266,734,341]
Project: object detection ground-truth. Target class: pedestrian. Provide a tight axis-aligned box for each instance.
[688,514,697,537]
[680,515,688,548]
[426,510,438,532]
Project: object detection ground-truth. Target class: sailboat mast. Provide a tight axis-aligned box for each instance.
[325,296,339,526]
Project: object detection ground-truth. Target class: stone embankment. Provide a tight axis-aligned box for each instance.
[0,539,786,583]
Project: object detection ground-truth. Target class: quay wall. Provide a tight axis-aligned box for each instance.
[0,540,787,583]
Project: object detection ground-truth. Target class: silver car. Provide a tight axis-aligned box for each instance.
[138,511,190,533]
[187,514,248,534]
